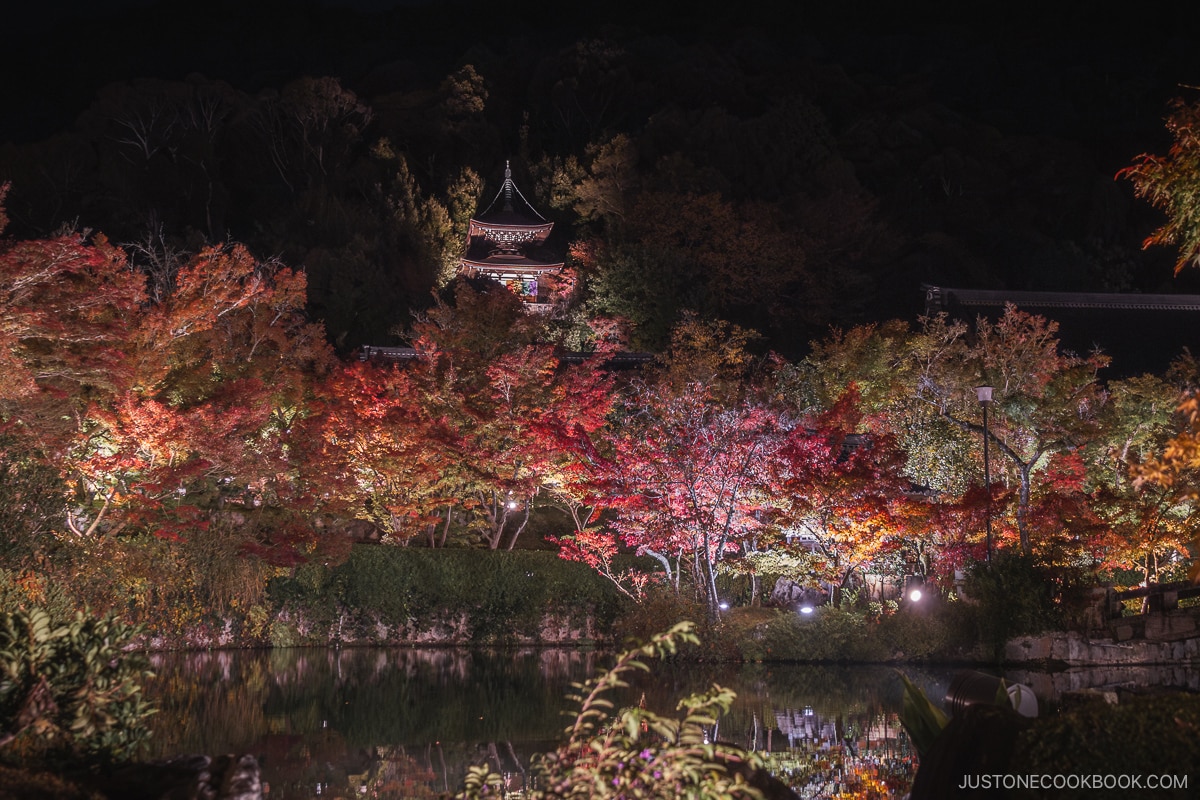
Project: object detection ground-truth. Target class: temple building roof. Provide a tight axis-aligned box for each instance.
[923,284,1200,377]
[924,285,1200,313]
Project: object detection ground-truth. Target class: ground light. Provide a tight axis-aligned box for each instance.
[799,605,814,615]
[903,575,926,607]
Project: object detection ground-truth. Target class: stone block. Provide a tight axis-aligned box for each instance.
[1066,633,1089,663]
[1145,613,1197,641]
[1006,635,1053,662]
[1045,635,1063,661]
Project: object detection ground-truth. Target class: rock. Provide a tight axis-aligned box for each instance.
[98,754,262,800]
[216,755,261,800]
[768,579,827,608]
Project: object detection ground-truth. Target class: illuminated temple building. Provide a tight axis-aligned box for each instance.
[459,161,564,312]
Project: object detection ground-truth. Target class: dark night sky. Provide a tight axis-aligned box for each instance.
[5,0,1197,145]
[6,0,1200,372]
[5,0,1200,210]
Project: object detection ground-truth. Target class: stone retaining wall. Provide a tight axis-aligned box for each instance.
[139,609,601,650]
[1006,629,1200,666]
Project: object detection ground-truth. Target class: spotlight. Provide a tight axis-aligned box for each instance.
[719,602,730,611]
[903,575,926,605]
[799,605,814,615]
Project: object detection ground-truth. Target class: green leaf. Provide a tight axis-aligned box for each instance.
[897,670,949,758]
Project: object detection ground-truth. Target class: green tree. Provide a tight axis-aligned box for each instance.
[776,320,976,496]
[783,310,1112,561]
[909,308,1109,557]
[1086,374,1197,584]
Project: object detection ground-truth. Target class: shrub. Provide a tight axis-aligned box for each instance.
[456,622,767,800]
[722,600,982,663]
[0,570,79,627]
[0,764,101,800]
[962,553,1067,659]
[0,608,154,764]
[1008,694,1200,800]
[267,546,629,644]
[609,587,709,648]
[738,607,888,662]
[875,601,978,661]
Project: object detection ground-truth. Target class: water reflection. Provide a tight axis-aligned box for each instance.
[630,661,922,799]
[1006,663,1200,704]
[143,648,926,798]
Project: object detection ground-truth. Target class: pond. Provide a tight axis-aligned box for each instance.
[142,647,927,798]
[139,647,1200,799]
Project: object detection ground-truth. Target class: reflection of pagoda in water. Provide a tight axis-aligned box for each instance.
[459,161,564,312]
[762,706,916,798]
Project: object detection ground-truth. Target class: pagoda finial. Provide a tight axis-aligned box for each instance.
[502,159,514,211]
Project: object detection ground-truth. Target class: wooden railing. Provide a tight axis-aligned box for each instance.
[1112,581,1200,613]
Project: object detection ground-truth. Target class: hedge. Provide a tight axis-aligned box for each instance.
[266,545,631,645]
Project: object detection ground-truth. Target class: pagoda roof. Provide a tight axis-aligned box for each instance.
[460,254,565,273]
[468,217,553,239]
[461,160,565,279]
[470,160,553,232]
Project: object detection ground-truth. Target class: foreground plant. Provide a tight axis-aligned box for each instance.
[458,621,766,799]
[0,607,155,762]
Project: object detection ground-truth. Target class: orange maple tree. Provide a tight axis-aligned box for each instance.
[401,281,615,549]
[308,360,452,544]
[0,192,337,561]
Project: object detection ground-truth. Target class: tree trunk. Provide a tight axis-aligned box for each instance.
[641,547,674,586]
[438,505,453,548]
[503,502,532,551]
[1017,463,1032,557]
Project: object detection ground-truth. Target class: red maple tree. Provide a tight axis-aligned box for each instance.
[773,387,925,605]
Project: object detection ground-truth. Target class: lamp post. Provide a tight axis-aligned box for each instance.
[975,386,994,562]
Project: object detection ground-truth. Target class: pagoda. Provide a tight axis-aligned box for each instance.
[459,161,564,311]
